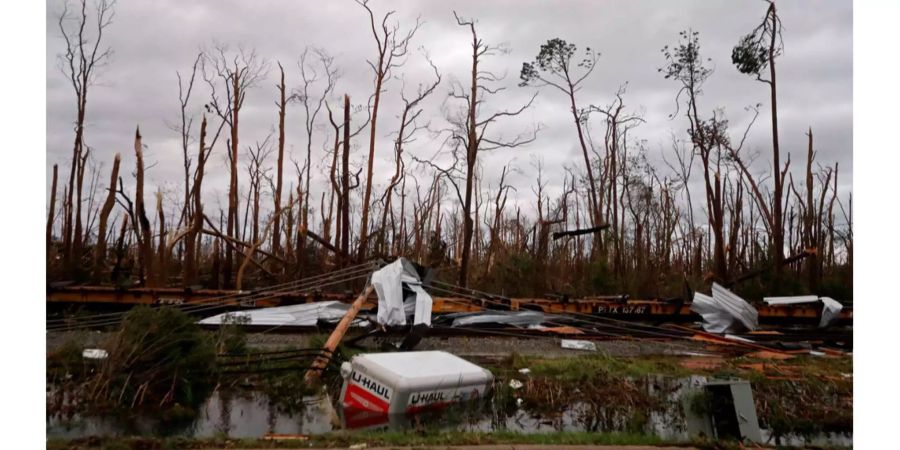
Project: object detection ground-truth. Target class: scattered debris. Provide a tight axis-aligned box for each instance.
[371,258,432,326]
[551,223,610,240]
[709,379,762,442]
[712,283,759,330]
[724,334,755,343]
[764,295,820,305]
[819,297,844,328]
[446,310,545,328]
[690,292,734,333]
[679,356,726,371]
[534,325,584,334]
[764,295,844,328]
[262,434,309,441]
[690,283,759,333]
[508,379,523,389]
[560,339,597,351]
[81,348,108,360]
[744,350,795,361]
[198,301,357,327]
[518,368,531,374]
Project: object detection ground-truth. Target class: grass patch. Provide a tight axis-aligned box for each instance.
[47,430,678,449]
[496,351,691,379]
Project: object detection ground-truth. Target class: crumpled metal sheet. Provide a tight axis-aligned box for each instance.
[691,284,758,333]
[197,301,353,327]
[691,292,737,333]
[763,295,820,305]
[448,310,545,328]
[371,258,432,326]
[819,297,843,328]
[711,283,759,331]
[560,339,598,351]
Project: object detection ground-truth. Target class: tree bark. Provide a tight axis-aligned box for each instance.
[133,127,154,287]
[341,95,351,266]
[92,153,121,280]
[47,164,59,256]
[272,63,286,260]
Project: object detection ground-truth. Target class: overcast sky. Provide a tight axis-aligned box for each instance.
[45,0,852,223]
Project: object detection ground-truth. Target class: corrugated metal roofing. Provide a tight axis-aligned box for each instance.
[763,295,820,305]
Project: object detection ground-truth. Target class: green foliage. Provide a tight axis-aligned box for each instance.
[731,4,781,79]
[754,378,852,436]
[520,38,599,87]
[96,306,217,411]
[659,30,712,85]
[686,388,714,416]
[47,332,92,381]
[214,313,248,355]
[732,33,769,76]
[494,250,537,296]
[586,258,614,294]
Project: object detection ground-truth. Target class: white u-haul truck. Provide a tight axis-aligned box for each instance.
[339,351,493,429]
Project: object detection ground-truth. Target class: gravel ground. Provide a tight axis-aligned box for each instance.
[47,330,707,358]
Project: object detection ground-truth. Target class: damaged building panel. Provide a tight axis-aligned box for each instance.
[371,258,433,327]
[198,301,355,327]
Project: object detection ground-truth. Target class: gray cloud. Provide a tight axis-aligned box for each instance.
[46,0,852,223]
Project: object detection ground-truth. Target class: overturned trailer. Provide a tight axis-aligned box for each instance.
[339,351,493,428]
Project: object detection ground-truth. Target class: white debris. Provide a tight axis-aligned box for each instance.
[763,295,820,305]
[198,301,355,327]
[691,284,759,333]
[711,283,759,331]
[691,292,735,333]
[819,297,843,328]
[764,295,844,328]
[82,348,108,359]
[371,258,432,326]
[561,339,597,351]
[724,334,755,343]
[518,368,531,375]
[508,379,524,389]
[451,311,544,327]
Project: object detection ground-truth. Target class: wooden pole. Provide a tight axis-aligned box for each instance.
[304,284,375,383]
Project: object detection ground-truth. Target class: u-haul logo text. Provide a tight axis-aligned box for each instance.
[351,371,391,400]
[409,391,447,405]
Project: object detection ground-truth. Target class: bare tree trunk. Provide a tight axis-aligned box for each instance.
[272,62,286,259]
[358,71,382,263]
[183,117,207,287]
[225,74,241,288]
[458,24,479,288]
[47,164,59,256]
[804,128,818,292]
[73,148,89,268]
[92,153,121,280]
[156,189,167,286]
[768,3,785,288]
[133,127,154,287]
[355,0,420,262]
[341,95,351,265]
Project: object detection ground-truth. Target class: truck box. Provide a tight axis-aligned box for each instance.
[340,350,493,425]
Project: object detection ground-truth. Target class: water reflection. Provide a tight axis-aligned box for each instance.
[47,378,852,447]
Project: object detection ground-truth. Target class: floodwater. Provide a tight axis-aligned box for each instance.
[47,376,852,447]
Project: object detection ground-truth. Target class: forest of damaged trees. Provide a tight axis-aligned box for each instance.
[46,1,852,302]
